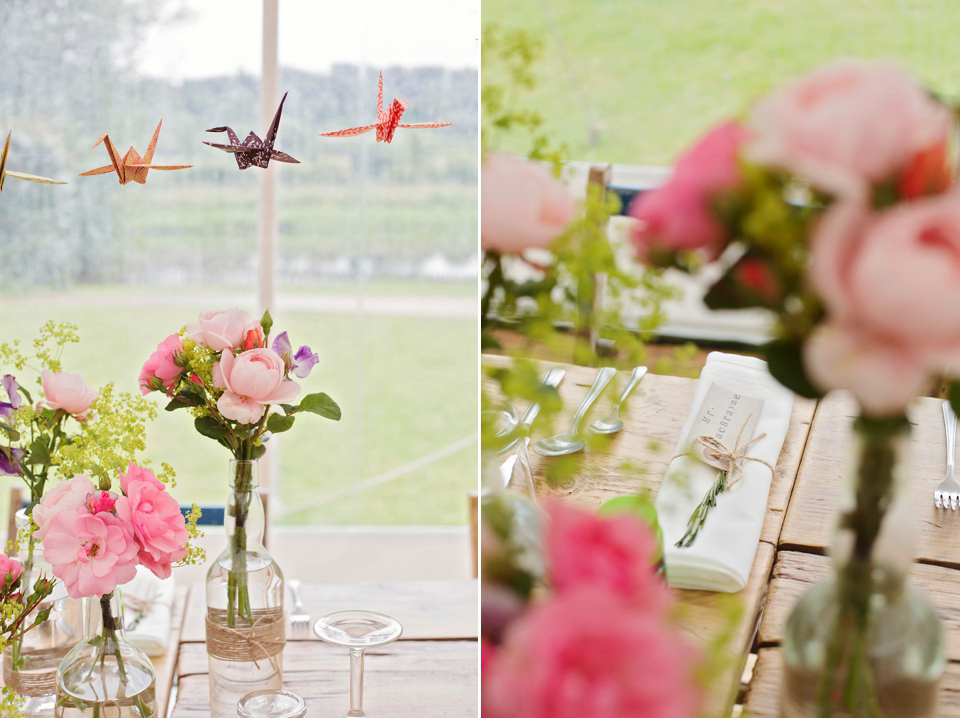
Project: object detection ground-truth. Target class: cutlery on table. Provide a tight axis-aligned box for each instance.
[589,366,648,435]
[288,579,311,634]
[534,367,617,457]
[936,401,960,509]
[501,367,567,455]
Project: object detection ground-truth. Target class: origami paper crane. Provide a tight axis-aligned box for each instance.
[319,73,453,144]
[204,92,300,170]
[0,131,67,192]
[79,119,191,185]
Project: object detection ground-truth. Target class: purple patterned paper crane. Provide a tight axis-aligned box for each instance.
[319,73,453,144]
[79,119,191,185]
[204,91,300,170]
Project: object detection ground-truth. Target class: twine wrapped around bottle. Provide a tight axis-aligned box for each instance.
[205,607,285,671]
[98,698,158,718]
[2,644,68,696]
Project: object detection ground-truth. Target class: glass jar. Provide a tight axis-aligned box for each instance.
[55,591,156,718]
[781,414,946,717]
[237,689,306,718]
[206,460,285,718]
[5,508,83,718]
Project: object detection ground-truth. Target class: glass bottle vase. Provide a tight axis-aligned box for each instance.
[55,590,157,718]
[781,414,946,717]
[5,509,83,718]
[205,460,285,718]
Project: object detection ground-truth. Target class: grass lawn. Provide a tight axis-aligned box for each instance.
[0,284,477,526]
[483,0,960,164]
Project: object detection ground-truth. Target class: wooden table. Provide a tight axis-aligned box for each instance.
[484,355,960,716]
[168,580,478,717]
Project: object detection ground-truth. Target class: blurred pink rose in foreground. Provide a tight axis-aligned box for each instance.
[747,60,951,198]
[546,502,669,613]
[481,153,576,253]
[629,121,745,263]
[215,348,300,424]
[33,474,96,541]
[186,308,254,352]
[484,586,702,718]
[139,333,186,395]
[0,555,23,584]
[41,370,97,417]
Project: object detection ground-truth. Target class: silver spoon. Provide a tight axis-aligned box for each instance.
[501,367,567,454]
[589,366,647,434]
[534,367,617,456]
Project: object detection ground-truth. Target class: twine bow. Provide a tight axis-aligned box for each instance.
[205,610,285,672]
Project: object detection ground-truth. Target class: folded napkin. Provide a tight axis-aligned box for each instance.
[123,566,175,656]
[655,352,794,592]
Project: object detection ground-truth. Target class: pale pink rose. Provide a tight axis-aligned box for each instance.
[116,464,187,579]
[42,509,139,598]
[216,348,300,424]
[484,587,703,718]
[546,502,669,614]
[186,308,255,352]
[481,153,576,253]
[40,370,97,417]
[629,121,745,263]
[0,555,24,584]
[33,475,96,541]
[747,60,951,198]
[139,333,186,395]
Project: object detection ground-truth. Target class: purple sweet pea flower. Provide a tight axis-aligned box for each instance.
[0,375,21,420]
[0,447,24,476]
[271,332,319,379]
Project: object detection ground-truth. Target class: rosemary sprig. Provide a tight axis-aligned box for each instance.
[675,469,727,548]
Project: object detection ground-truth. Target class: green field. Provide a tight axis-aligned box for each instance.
[484,0,960,165]
[0,284,477,526]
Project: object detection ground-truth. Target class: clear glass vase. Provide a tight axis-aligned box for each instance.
[55,591,157,718]
[205,460,284,718]
[782,414,946,717]
[5,509,83,718]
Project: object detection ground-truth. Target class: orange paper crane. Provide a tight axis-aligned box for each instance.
[79,119,191,185]
[319,73,453,144]
[0,131,67,192]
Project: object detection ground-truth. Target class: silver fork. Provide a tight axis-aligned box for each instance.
[935,401,960,509]
[288,579,310,633]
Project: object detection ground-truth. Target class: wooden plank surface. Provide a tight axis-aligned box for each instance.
[745,648,960,718]
[180,580,478,643]
[172,640,477,718]
[781,393,960,565]
[151,584,187,718]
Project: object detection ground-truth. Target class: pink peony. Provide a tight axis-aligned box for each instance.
[42,509,139,598]
[0,555,24,585]
[629,121,746,263]
[116,464,187,579]
[215,348,300,424]
[484,587,703,718]
[40,370,97,417]
[33,475,96,541]
[481,153,576,253]
[139,333,186,395]
[546,502,669,614]
[186,308,255,352]
[747,60,951,198]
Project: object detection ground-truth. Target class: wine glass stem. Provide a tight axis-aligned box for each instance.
[347,648,366,717]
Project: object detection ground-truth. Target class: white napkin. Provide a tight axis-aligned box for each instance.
[122,566,175,656]
[655,352,794,592]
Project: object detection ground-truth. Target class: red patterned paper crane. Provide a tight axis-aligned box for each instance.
[79,119,191,185]
[319,72,453,144]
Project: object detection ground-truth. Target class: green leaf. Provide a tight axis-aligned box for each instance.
[250,444,267,460]
[280,403,300,416]
[165,388,204,412]
[948,382,960,419]
[299,393,341,421]
[26,437,49,466]
[266,413,296,434]
[0,422,20,442]
[260,309,274,339]
[194,416,230,442]
[764,339,823,400]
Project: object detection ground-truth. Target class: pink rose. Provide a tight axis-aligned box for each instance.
[186,308,255,352]
[42,509,139,598]
[481,153,576,253]
[139,333,186,395]
[546,502,669,613]
[116,464,187,579]
[0,555,24,585]
[33,475,96,541]
[629,121,745,263]
[215,348,300,424]
[40,370,97,417]
[484,587,702,718]
[85,490,118,515]
[747,60,951,198]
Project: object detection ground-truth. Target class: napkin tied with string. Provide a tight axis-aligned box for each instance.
[123,566,175,656]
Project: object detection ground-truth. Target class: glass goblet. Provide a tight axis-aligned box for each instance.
[312,610,403,718]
